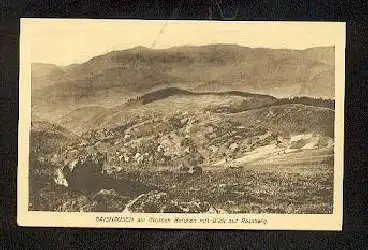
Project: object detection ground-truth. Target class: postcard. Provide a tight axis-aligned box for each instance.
[18,19,345,230]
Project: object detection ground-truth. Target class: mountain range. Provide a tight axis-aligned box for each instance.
[31,44,335,121]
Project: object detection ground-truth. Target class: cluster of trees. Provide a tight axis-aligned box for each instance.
[127,96,143,104]
[273,97,334,110]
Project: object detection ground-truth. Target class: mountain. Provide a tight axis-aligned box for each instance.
[31,63,65,90]
[31,63,62,78]
[31,44,335,121]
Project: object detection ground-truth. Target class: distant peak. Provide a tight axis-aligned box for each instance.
[129,46,149,50]
[210,43,239,46]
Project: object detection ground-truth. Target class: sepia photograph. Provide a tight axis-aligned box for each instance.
[18,19,345,229]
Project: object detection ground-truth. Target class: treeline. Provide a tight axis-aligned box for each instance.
[127,95,143,104]
[126,88,192,105]
[126,87,276,106]
[126,88,335,110]
[272,97,335,110]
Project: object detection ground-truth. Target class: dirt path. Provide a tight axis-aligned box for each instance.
[212,144,285,167]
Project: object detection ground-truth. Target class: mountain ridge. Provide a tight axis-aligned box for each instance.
[31,44,335,121]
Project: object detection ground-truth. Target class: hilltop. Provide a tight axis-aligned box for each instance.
[54,87,333,135]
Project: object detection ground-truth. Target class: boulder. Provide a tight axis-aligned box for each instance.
[54,168,68,187]
[229,142,239,151]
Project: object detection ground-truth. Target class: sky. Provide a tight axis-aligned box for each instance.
[22,19,344,66]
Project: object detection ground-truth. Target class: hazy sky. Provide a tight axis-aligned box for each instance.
[23,19,344,66]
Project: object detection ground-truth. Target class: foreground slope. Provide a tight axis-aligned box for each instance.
[29,100,335,213]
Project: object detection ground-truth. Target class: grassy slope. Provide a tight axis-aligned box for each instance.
[57,106,107,135]
[58,90,276,133]
[225,104,335,137]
